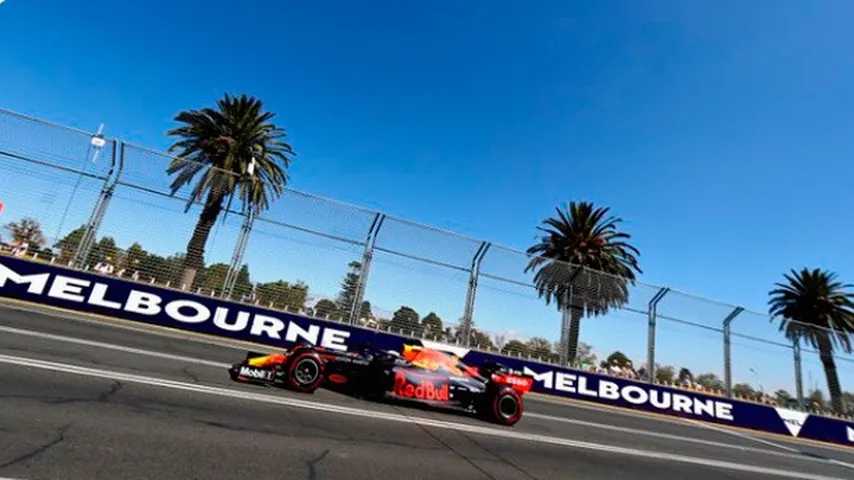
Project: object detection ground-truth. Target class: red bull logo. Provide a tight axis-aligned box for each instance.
[393,371,449,401]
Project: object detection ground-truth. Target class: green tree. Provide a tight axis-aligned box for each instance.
[5,217,46,248]
[54,225,86,262]
[470,329,495,350]
[695,373,724,391]
[525,202,641,365]
[807,389,827,410]
[358,301,373,322]
[197,263,252,295]
[167,94,294,288]
[733,383,757,399]
[526,337,557,362]
[232,264,253,297]
[774,389,797,408]
[256,280,308,312]
[602,351,633,369]
[768,268,854,413]
[122,242,149,272]
[336,261,362,314]
[140,253,186,285]
[137,253,165,283]
[390,306,421,335]
[87,236,118,267]
[677,368,694,385]
[502,340,529,357]
[576,342,598,369]
[843,392,854,415]
[314,299,339,319]
[421,312,444,337]
[655,365,676,384]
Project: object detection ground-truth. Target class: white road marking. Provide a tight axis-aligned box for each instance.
[525,411,845,466]
[685,418,854,471]
[0,353,848,480]
[0,324,230,369]
[2,322,852,468]
[685,418,802,453]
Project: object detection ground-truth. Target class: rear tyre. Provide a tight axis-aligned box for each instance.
[484,386,523,426]
[286,351,324,393]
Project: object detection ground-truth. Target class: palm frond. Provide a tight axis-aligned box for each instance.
[768,268,854,353]
[166,93,295,215]
[525,201,641,313]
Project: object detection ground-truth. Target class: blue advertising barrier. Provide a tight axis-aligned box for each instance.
[0,255,851,447]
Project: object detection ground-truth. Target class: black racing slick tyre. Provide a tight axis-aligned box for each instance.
[286,351,324,393]
[484,386,523,426]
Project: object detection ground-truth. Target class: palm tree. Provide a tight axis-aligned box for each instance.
[167,94,294,287]
[526,202,640,365]
[768,268,854,413]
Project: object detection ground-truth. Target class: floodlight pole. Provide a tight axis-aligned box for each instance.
[461,241,490,347]
[73,140,123,268]
[223,209,255,299]
[722,306,744,398]
[646,287,670,384]
[223,156,258,299]
[348,213,385,325]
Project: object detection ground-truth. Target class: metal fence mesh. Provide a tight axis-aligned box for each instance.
[1,107,852,419]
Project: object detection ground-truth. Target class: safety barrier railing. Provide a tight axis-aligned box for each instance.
[1,106,852,419]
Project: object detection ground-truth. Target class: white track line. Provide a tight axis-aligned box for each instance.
[0,324,230,369]
[684,418,854,470]
[686,418,802,453]
[2,323,851,468]
[0,353,848,480]
[525,412,846,467]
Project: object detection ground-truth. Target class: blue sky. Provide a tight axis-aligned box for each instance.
[2,1,853,391]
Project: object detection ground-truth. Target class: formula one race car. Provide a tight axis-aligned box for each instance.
[229,344,534,425]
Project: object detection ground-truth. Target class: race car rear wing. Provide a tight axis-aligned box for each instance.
[490,372,534,394]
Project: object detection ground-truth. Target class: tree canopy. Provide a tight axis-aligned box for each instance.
[314,299,339,319]
[525,201,641,365]
[695,373,724,391]
[769,268,854,412]
[421,312,444,337]
[5,217,46,248]
[602,351,633,369]
[390,306,421,335]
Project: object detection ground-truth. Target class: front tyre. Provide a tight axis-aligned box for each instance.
[484,386,523,426]
[286,351,324,393]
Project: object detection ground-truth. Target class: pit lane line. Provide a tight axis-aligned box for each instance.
[0,322,849,469]
[0,353,846,480]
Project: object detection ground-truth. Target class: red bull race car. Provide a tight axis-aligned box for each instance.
[229,344,534,426]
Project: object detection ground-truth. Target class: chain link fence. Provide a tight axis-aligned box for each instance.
[1,107,852,419]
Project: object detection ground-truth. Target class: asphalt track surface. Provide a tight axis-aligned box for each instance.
[0,304,852,479]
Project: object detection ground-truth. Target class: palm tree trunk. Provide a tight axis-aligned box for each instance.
[180,192,223,288]
[566,306,583,366]
[817,335,845,414]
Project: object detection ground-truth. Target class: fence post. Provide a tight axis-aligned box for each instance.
[223,210,255,299]
[793,339,804,409]
[461,242,490,347]
[348,213,385,325]
[72,140,123,268]
[646,287,670,384]
[721,306,744,398]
